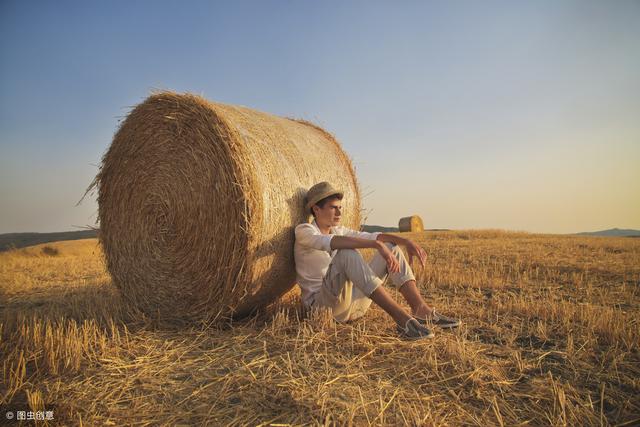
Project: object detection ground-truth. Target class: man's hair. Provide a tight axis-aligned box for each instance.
[310,194,343,217]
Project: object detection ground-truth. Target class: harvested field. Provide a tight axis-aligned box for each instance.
[1,231,639,425]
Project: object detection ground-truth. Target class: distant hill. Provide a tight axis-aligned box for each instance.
[575,228,640,237]
[6,226,634,251]
[361,225,451,233]
[0,230,98,251]
[361,225,399,233]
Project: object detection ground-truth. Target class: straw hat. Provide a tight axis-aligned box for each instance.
[305,182,344,212]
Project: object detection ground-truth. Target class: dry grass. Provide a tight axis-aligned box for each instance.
[1,232,639,425]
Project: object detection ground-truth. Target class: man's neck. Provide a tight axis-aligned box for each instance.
[314,219,332,235]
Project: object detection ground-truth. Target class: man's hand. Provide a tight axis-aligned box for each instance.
[374,233,427,272]
[376,241,400,273]
[406,240,427,267]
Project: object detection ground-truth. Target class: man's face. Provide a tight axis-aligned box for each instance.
[313,198,342,227]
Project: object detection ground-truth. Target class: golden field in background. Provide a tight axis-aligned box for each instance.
[1,231,639,425]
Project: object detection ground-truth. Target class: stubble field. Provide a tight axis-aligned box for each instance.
[1,230,639,425]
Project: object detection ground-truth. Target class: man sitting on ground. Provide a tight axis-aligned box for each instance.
[294,181,460,339]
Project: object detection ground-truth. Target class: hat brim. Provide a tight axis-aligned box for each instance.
[305,190,344,212]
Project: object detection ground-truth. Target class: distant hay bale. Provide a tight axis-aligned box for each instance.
[91,92,361,322]
[398,215,424,232]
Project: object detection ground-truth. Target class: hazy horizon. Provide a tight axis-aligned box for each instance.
[1,1,639,234]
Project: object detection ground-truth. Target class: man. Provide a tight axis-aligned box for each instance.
[294,182,460,339]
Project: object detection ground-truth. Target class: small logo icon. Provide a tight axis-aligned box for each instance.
[6,411,14,419]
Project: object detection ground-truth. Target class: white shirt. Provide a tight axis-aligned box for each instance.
[294,220,380,306]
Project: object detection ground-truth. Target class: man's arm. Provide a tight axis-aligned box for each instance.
[329,235,401,273]
[375,233,409,246]
[329,232,427,271]
[330,235,382,250]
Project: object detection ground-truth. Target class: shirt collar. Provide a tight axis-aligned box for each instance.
[312,219,334,235]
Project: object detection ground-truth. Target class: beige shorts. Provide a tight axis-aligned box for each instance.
[312,243,415,322]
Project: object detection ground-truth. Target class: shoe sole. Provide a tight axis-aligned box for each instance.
[415,318,461,329]
[396,327,435,339]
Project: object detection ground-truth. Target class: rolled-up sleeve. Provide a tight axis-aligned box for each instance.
[295,223,334,251]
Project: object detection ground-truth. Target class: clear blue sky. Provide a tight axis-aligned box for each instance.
[1,0,639,234]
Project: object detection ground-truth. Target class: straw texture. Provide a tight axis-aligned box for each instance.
[91,91,361,322]
[398,215,424,232]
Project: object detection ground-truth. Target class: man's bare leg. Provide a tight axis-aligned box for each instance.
[399,280,433,319]
[369,286,413,325]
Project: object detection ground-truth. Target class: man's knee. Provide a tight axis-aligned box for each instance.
[333,248,364,268]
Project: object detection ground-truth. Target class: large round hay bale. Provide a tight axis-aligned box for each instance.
[398,215,424,232]
[93,91,361,322]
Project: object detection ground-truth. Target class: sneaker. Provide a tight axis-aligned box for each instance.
[415,309,461,329]
[397,318,435,339]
